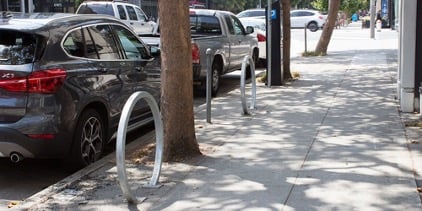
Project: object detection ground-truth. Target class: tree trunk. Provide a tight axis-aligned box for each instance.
[314,0,341,56]
[158,0,200,161]
[281,0,292,80]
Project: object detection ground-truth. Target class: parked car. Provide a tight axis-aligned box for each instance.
[76,0,156,35]
[291,9,327,32]
[0,12,160,169]
[236,8,266,19]
[239,17,267,60]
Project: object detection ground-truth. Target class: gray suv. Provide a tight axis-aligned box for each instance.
[0,12,160,169]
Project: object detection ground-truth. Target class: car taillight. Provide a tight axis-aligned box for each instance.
[192,43,200,64]
[257,33,266,42]
[0,68,66,93]
[319,16,324,20]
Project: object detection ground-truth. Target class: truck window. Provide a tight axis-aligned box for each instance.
[135,7,147,22]
[77,4,114,16]
[190,15,221,35]
[126,5,138,21]
[230,15,245,35]
[117,5,127,20]
[224,16,235,34]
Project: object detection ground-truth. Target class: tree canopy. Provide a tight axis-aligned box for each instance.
[208,0,368,16]
[312,0,369,16]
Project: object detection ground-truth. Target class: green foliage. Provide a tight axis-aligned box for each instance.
[302,51,325,57]
[311,0,329,12]
[211,0,263,13]
[311,0,369,15]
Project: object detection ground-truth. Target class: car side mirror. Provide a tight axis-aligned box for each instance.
[246,26,254,34]
[149,45,160,56]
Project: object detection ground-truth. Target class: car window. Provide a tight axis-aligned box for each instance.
[251,10,265,17]
[63,29,84,57]
[117,5,127,20]
[190,15,221,35]
[63,25,120,60]
[86,25,120,60]
[112,25,150,60]
[301,11,314,16]
[0,30,36,65]
[135,7,147,22]
[126,5,138,21]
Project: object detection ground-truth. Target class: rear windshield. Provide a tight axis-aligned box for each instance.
[77,4,114,16]
[0,30,37,65]
[190,15,222,35]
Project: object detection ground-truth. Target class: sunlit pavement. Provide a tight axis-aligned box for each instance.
[20,21,422,211]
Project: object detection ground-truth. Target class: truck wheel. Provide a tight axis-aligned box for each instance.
[211,62,221,97]
[68,109,105,169]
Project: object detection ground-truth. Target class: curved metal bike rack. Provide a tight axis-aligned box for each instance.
[116,91,163,204]
[240,55,257,115]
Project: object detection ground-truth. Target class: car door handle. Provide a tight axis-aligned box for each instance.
[98,68,107,73]
[135,66,144,72]
[97,63,107,72]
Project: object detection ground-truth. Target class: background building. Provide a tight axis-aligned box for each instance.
[397,0,422,113]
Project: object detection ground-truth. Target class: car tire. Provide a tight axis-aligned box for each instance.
[211,61,221,97]
[245,49,259,79]
[68,109,105,169]
[307,22,318,32]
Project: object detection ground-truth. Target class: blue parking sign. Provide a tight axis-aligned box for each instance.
[271,10,276,20]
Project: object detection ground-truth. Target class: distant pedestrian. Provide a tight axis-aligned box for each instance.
[376,10,382,22]
[351,13,358,22]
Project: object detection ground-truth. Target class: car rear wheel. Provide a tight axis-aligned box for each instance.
[69,109,105,169]
[307,22,318,32]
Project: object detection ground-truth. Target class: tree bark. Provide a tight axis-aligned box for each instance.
[314,0,341,56]
[281,0,292,80]
[158,0,200,161]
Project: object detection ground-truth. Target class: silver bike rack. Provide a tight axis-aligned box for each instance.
[206,48,212,123]
[240,55,257,115]
[116,91,163,204]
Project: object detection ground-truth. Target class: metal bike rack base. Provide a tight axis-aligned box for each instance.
[116,91,164,204]
[240,55,257,115]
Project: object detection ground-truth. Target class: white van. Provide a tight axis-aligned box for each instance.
[76,1,156,35]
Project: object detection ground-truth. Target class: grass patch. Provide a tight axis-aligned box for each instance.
[256,70,300,83]
[292,71,300,79]
[302,51,325,57]
[404,120,422,127]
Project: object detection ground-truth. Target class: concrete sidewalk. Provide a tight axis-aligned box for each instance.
[20,26,422,210]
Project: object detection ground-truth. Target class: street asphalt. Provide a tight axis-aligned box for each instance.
[17,22,422,210]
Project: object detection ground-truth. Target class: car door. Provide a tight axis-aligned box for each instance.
[111,24,160,128]
[225,15,251,70]
[81,25,131,126]
[291,11,313,28]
